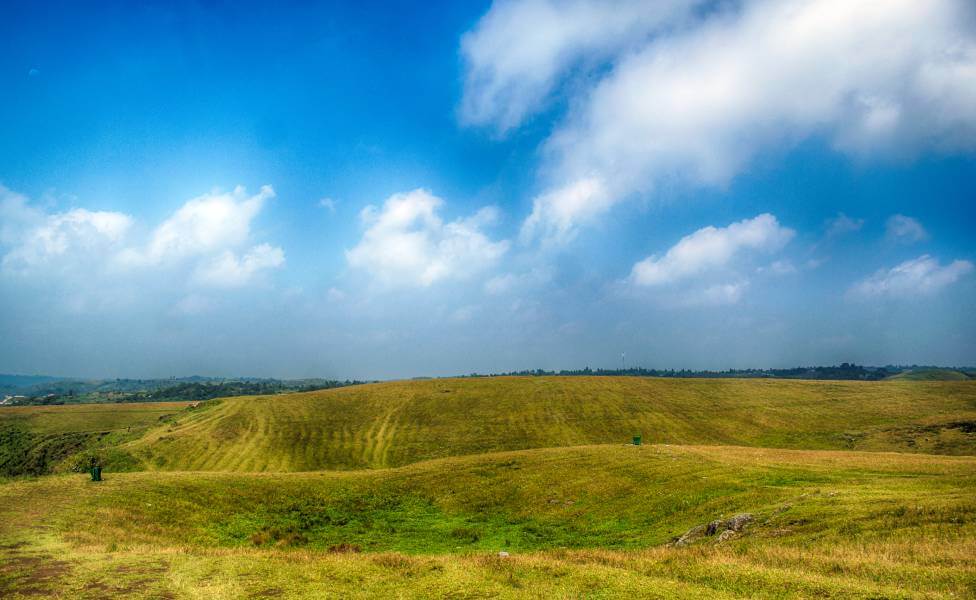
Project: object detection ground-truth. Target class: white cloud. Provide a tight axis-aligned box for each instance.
[520,177,612,245]
[631,214,794,286]
[1,184,133,273]
[885,214,928,243]
[318,197,337,212]
[698,281,748,306]
[193,243,285,287]
[132,185,274,265]
[0,184,283,294]
[826,213,864,237]
[849,254,973,299]
[459,0,701,133]
[465,0,976,243]
[346,189,510,288]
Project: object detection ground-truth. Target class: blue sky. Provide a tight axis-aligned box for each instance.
[1,0,975,379]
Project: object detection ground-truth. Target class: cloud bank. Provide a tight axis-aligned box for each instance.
[464,0,976,244]
[1,184,284,297]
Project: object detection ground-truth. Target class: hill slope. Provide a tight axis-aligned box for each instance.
[887,368,972,381]
[124,377,976,472]
[0,402,190,476]
[1,444,973,598]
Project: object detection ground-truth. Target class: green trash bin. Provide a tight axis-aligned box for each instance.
[632,435,642,446]
[91,466,102,482]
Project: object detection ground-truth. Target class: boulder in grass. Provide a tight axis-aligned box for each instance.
[705,519,724,535]
[725,513,753,532]
[673,524,708,547]
[673,513,754,547]
[716,529,738,543]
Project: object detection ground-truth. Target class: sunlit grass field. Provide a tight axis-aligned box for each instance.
[127,377,976,471]
[0,401,190,435]
[1,377,975,598]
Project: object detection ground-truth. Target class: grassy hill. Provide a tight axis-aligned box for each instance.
[887,368,973,381]
[0,402,190,477]
[1,444,973,597]
[123,377,976,472]
[0,402,191,435]
[2,376,976,598]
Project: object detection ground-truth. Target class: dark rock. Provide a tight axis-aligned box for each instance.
[705,519,723,535]
[725,513,753,532]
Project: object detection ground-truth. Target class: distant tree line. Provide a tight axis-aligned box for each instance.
[459,363,967,381]
[3,378,369,406]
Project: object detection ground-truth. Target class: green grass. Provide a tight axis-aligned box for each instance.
[0,401,190,476]
[1,444,974,598]
[125,377,976,471]
[0,401,191,435]
[2,377,975,598]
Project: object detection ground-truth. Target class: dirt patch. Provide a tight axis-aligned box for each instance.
[83,581,114,594]
[0,553,71,596]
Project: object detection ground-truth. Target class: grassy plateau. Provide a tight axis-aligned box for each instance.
[1,377,974,598]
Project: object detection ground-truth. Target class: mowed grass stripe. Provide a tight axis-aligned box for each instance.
[118,377,976,472]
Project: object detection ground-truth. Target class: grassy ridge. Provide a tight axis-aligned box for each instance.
[125,377,976,471]
[888,369,973,381]
[1,444,974,598]
[0,402,190,476]
[0,401,190,435]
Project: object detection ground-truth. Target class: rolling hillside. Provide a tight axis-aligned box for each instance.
[123,377,976,472]
[1,444,973,598]
[3,376,976,598]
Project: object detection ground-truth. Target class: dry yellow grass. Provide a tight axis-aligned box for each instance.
[125,377,976,471]
[1,443,974,598]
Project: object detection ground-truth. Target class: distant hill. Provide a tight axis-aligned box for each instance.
[0,374,64,396]
[121,376,976,472]
[0,374,366,405]
[886,368,972,381]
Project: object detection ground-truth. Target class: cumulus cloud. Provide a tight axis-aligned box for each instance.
[826,213,864,237]
[849,254,973,299]
[520,177,611,244]
[885,214,928,243]
[193,243,285,287]
[464,0,976,243]
[126,185,275,265]
[346,189,510,288]
[459,0,700,133]
[631,214,794,286]
[2,207,132,272]
[0,184,283,291]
